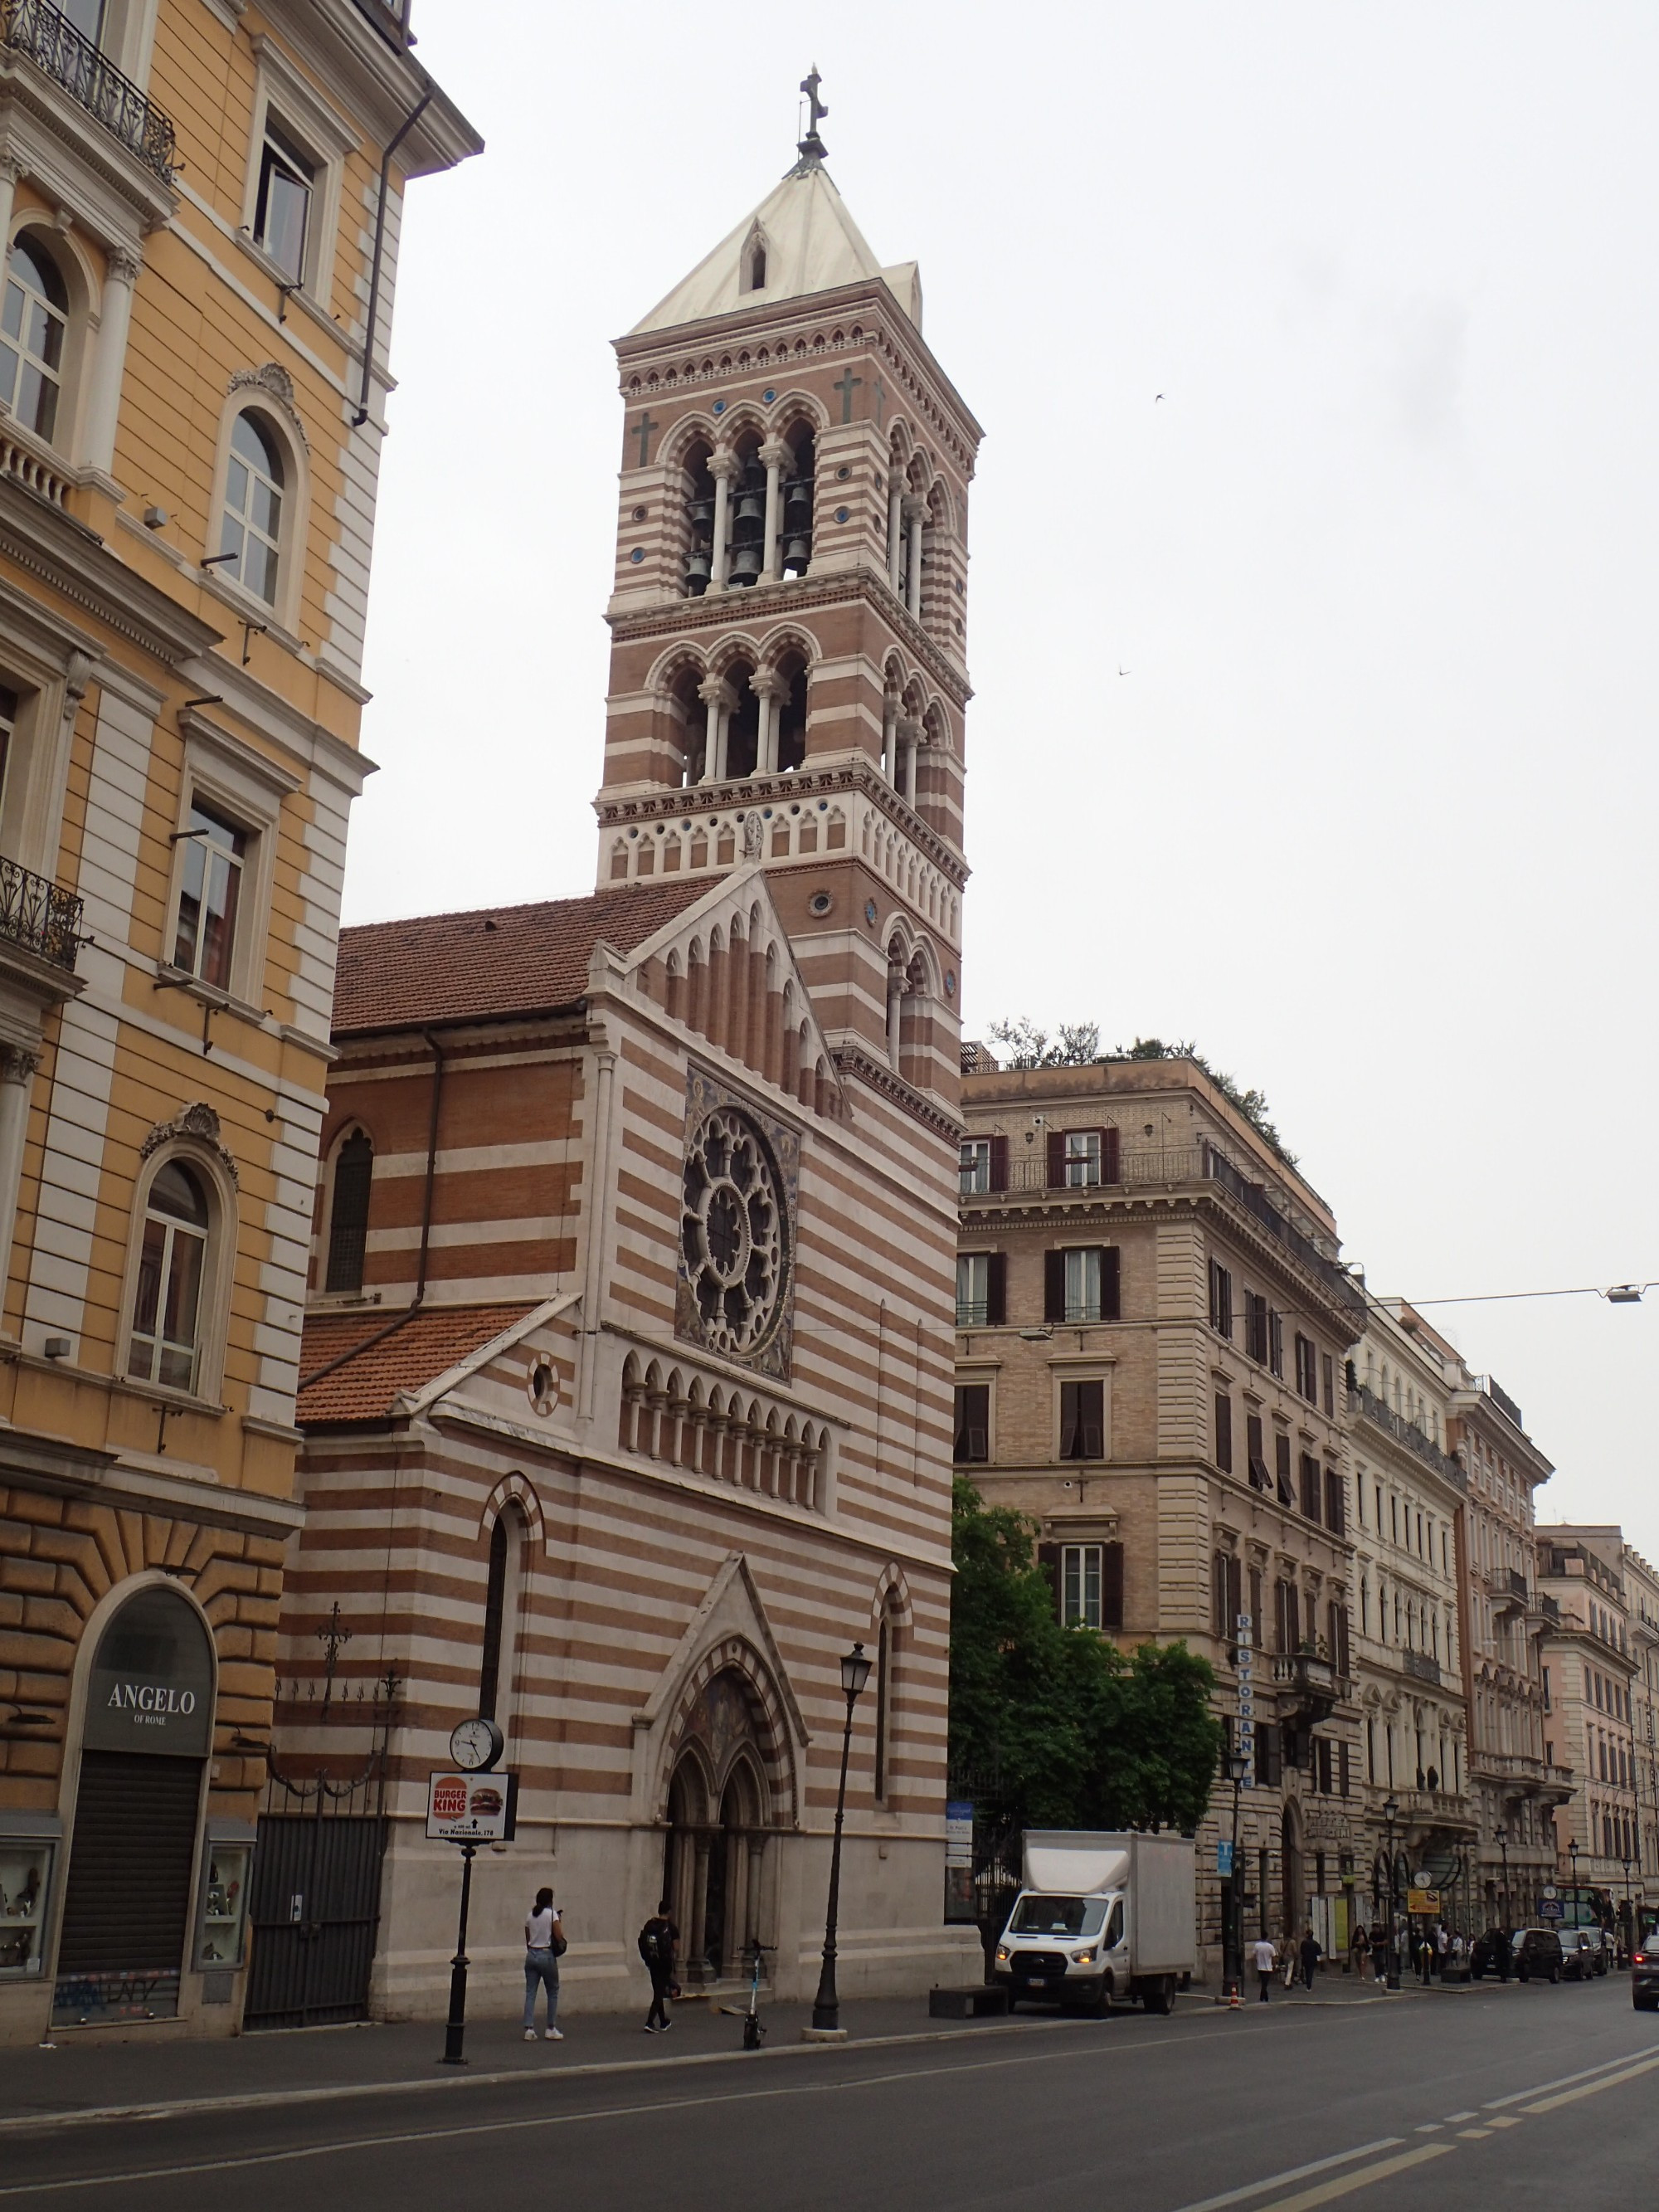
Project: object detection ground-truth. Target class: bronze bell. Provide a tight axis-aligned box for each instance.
[782,533,810,572]
[684,549,711,594]
[727,538,762,586]
[783,479,812,524]
[733,489,764,527]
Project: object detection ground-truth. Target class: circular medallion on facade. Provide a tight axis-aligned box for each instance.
[809,891,833,916]
[713,398,727,413]
[680,1107,789,1356]
[836,465,851,480]
[632,505,648,521]
[864,899,878,925]
[630,548,645,563]
[834,505,850,523]
[763,388,776,403]
[944,970,957,997]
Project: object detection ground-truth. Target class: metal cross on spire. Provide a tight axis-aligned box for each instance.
[797,63,829,163]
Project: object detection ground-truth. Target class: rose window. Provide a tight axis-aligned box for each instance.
[680,1107,788,1356]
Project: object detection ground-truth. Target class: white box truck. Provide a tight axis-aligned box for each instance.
[993,1831,1195,2016]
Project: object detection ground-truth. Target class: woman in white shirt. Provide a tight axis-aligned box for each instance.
[523,1886,563,2041]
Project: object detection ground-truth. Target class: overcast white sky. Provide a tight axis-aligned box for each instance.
[351,3,1659,1552]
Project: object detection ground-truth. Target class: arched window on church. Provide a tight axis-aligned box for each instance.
[885,935,908,1069]
[723,659,759,778]
[874,1597,901,1804]
[683,441,716,597]
[779,424,815,577]
[324,1129,373,1294]
[727,430,766,588]
[671,665,708,787]
[479,1506,527,1732]
[775,650,809,772]
[742,227,767,292]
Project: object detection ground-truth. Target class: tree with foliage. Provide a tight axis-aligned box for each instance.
[949,1477,1223,1835]
[985,1020,1297,1166]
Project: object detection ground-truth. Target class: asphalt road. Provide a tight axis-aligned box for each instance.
[2,1978,1655,2210]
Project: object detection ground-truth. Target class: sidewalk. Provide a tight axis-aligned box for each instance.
[0,1992,1081,2132]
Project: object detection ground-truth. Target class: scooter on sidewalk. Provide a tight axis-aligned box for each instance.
[718,1940,776,2049]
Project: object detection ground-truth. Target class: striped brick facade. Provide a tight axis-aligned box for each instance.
[275,150,982,2015]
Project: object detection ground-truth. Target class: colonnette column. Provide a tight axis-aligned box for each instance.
[708,449,741,590]
[760,437,788,582]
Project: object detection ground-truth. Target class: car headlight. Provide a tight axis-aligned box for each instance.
[995,1946,1010,1963]
[1073,1947,1096,1966]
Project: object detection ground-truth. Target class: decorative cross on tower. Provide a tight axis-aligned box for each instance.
[316,1601,353,1712]
[798,64,829,161]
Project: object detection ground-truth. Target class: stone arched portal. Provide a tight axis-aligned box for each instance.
[660,1660,787,1983]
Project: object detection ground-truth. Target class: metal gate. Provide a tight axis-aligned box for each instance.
[244,1776,387,2029]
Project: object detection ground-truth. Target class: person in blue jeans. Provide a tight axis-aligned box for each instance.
[523,1887,563,2041]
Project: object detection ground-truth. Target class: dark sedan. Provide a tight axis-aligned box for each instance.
[1514,1927,1564,1984]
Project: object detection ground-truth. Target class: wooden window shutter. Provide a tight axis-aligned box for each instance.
[1047,1129,1065,1186]
[1299,1452,1321,1521]
[1324,1465,1345,1536]
[1273,1578,1289,1654]
[1212,1552,1227,1641]
[1287,1582,1301,1653]
[1337,1605,1351,1675]
[988,1133,1009,1191]
[1274,1431,1293,1504]
[1229,1555,1243,1628]
[1214,1391,1233,1474]
[1101,1126,1120,1183]
[1248,1564,1262,1632]
[1036,1542,1063,1622]
[985,1252,1007,1328]
[1044,1250,1065,1323]
[1321,1352,1335,1416]
[1102,1245,1121,1320]
[1101,1541,1125,1630]
[1078,1379,1105,1458]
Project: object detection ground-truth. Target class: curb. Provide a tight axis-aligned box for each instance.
[0,2010,1105,2138]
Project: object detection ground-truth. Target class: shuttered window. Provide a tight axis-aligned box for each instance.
[1056,1541,1123,1630]
[1214,1390,1233,1474]
[1245,1293,1267,1365]
[953,1383,990,1464]
[1274,1431,1294,1505]
[1321,1352,1335,1417]
[956,1253,993,1327]
[56,1752,202,1990]
[959,1138,992,1195]
[1208,1260,1233,1337]
[1323,1465,1345,1535]
[1268,1310,1285,1378]
[1246,1414,1269,1491]
[988,1134,1009,1191]
[1299,1452,1321,1521]
[1294,1333,1317,1403]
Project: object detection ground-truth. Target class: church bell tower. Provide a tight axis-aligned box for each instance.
[596,79,981,1118]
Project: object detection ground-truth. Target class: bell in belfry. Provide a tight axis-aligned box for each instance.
[727,536,762,586]
[783,477,812,525]
[781,533,810,574]
[684,548,711,594]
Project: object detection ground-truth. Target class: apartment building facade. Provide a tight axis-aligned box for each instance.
[1536,1526,1640,1933]
[1624,1542,1659,1930]
[1447,1362,1565,1927]
[0,2,476,2043]
[955,1051,1366,1977]
[1345,1300,1476,1921]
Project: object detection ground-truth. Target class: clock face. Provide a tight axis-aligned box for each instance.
[449,1716,502,1772]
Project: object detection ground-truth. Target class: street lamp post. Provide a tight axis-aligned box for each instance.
[1383,1795,1401,1990]
[1222,1751,1248,2000]
[810,1641,873,2035]
[1620,1856,1632,1964]
[1496,1823,1510,1933]
[1569,1836,1580,1935]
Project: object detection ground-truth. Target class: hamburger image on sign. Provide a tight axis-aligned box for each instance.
[469,1786,504,1817]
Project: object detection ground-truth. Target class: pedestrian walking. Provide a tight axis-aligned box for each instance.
[523,1886,564,2042]
[1417,1932,1433,1985]
[1370,1922,1389,1981]
[1350,1922,1370,1981]
[1298,1927,1322,1990]
[1435,1922,1450,1978]
[638,1898,679,2034]
[1252,1933,1277,2001]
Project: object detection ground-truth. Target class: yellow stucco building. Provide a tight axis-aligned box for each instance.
[0,0,476,2042]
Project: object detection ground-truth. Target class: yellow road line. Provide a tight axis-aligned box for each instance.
[1256,2141,1456,2210]
[1521,2049,1659,2114]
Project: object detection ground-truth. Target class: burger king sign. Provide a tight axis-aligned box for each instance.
[426,1769,515,1843]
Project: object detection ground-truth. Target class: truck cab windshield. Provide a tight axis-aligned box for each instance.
[1009,1895,1111,1938]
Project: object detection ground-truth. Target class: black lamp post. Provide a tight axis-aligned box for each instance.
[810,1640,873,2034]
[1569,1835,1580,1934]
[1383,1795,1401,1990]
[1222,1750,1248,2000]
[1620,1856,1632,1963]
[1496,1822,1510,1933]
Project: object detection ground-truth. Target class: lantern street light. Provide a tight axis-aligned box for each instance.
[810,1641,873,2034]
[1383,1795,1401,1990]
[1222,1749,1248,2000]
[1496,1822,1511,1934]
[1569,1836,1580,1936]
[1621,1855,1632,1965]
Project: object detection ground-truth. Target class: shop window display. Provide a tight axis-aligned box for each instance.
[0,1840,55,1976]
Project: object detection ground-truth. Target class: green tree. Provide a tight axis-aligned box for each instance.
[949,1477,1223,1834]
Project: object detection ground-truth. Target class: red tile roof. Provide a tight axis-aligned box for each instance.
[297,1303,536,1425]
[332,879,709,1036]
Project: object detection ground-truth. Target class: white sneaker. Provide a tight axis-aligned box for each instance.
[523,2029,538,2042]
[545,2028,563,2041]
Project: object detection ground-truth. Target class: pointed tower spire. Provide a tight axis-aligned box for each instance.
[792,63,829,173]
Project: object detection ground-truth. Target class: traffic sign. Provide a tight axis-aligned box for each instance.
[1540,1898,1564,1920]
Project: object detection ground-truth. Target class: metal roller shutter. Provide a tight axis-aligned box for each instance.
[57,1752,202,1976]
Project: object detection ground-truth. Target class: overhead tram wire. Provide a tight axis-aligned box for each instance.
[1399,1281,1655,1308]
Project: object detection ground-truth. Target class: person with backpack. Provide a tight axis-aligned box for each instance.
[639,1898,679,2033]
[523,1886,564,2042]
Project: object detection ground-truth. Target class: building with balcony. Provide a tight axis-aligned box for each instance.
[954,1048,1365,1977]
[1345,1299,1477,1921]
[1447,1359,1564,1927]
[0,2,477,2044]
[1624,1544,1659,1931]
[1536,1527,1640,1935]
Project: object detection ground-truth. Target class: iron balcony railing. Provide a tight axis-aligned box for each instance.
[965,1140,1365,1319]
[1402,1648,1443,1686]
[0,0,177,181]
[0,855,82,971]
[1347,1383,1466,1486]
[1473,1372,1525,1433]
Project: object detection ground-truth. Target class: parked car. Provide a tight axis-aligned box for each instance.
[1513,1927,1564,1984]
[1560,1928,1608,1981]
[1632,1931,1659,2012]
[1472,1928,1511,1981]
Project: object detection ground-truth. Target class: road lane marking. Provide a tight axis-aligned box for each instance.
[1486,2117,1520,2129]
[1520,2050,1659,2114]
[1413,2123,1443,2132]
[0,2037,1383,2201]
[1482,2044,1659,2111]
[1443,2110,1477,2120]
[1255,2142,1455,2211]
[1164,2140,1405,2212]
[1457,2129,1491,2140]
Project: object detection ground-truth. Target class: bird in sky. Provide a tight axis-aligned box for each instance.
[1155,393,1164,402]
[1118,666,1131,677]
